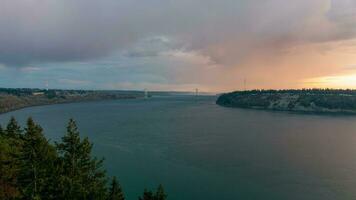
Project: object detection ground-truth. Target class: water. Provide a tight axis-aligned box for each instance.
[1,95,356,200]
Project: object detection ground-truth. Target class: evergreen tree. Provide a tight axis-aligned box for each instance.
[138,189,154,200]
[5,117,22,138]
[56,119,107,200]
[108,176,125,200]
[138,185,167,200]
[155,184,167,200]
[0,118,23,199]
[19,117,57,199]
[0,134,20,199]
[81,137,107,200]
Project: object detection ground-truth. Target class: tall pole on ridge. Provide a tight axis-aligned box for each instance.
[244,78,247,91]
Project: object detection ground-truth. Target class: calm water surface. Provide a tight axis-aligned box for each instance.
[1,95,356,200]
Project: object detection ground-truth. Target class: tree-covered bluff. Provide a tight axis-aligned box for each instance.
[216,89,356,114]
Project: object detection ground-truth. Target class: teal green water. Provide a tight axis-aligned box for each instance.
[2,95,356,200]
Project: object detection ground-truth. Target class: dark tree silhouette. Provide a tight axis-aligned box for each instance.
[108,176,125,200]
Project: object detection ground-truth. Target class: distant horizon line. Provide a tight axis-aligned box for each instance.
[3,87,356,94]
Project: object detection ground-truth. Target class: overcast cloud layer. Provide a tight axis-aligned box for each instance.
[1,0,356,91]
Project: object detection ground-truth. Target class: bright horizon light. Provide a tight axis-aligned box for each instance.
[303,73,356,89]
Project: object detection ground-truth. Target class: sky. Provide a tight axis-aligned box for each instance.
[0,0,356,92]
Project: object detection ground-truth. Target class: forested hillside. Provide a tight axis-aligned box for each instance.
[217,89,356,114]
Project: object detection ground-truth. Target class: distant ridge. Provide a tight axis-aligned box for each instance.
[0,88,143,114]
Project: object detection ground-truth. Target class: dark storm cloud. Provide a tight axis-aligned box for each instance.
[0,0,355,67]
[0,0,141,66]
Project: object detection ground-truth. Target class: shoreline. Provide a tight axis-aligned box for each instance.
[219,104,356,116]
[0,96,140,115]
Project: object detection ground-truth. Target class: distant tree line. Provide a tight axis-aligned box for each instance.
[0,88,96,99]
[217,89,356,111]
[0,88,145,98]
[0,117,167,200]
[227,89,356,96]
